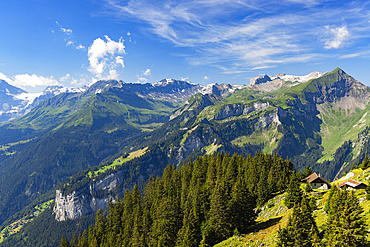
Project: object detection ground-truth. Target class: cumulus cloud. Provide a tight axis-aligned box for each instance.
[13,74,59,87]
[143,68,151,76]
[204,76,209,79]
[0,72,11,82]
[137,77,148,83]
[0,73,60,88]
[324,25,350,49]
[88,35,126,79]
[116,56,125,68]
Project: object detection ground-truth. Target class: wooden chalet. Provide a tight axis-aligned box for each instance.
[302,172,331,190]
[338,179,367,191]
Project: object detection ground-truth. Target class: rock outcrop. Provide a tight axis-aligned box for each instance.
[53,172,124,221]
[250,75,272,86]
[214,102,270,120]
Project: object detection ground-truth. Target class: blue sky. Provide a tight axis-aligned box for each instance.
[1,0,370,92]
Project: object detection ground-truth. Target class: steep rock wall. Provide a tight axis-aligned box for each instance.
[53,172,123,221]
[214,102,270,120]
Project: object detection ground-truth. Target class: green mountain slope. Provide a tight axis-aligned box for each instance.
[0,82,183,227]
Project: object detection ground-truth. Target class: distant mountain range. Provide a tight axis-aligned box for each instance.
[3,68,370,246]
[0,80,86,123]
[0,72,326,123]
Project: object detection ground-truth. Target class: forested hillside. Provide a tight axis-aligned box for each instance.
[58,151,295,247]
[59,153,370,247]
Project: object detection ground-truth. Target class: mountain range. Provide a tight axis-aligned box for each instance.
[1,67,370,246]
[0,80,88,123]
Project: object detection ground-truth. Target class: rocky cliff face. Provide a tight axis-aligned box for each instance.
[53,172,124,221]
[214,102,270,120]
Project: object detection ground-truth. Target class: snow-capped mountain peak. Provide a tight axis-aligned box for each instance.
[0,80,86,123]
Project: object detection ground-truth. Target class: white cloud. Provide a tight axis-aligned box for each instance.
[56,21,72,35]
[339,53,360,59]
[285,0,320,7]
[116,56,125,68]
[61,27,72,34]
[324,25,350,49]
[137,77,148,83]
[204,76,209,79]
[88,36,126,79]
[251,65,277,70]
[76,44,85,50]
[70,78,79,85]
[14,74,59,87]
[0,72,11,82]
[56,21,85,50]
[127,31,131,36]
[181,76,189,81]
[59,74,70,82]
[105,0,370,74]
[143,68,151,76]
[3,74,60,88]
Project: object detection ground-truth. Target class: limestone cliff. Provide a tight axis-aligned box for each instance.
[214,102,270,120]
[53,171,124,221]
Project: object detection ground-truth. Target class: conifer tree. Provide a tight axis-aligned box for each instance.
[303,166,313,178]
[59,236,70,247]
[88,209,106,247]
[324,185,339,213]
[176,198,199,247]
[78,230,88,247]
[284,173,302,209]
[323,188,368,247]
[362,152,370,170]
[229,177,256,232]
[70,232,77,247]
[256,166,270,207]
[203,184,230,246]
[277,195,320,247]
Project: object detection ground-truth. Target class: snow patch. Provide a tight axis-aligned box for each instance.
[14,92,43,106]
[280,71,328,83]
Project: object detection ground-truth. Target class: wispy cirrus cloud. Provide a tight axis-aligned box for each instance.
[56,21,85,50]
[104,0,370,74]
[339,53,360,59]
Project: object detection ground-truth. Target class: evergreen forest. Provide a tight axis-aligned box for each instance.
[58,151,295,247]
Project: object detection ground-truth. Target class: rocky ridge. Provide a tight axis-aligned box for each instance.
[249,71,328,92]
